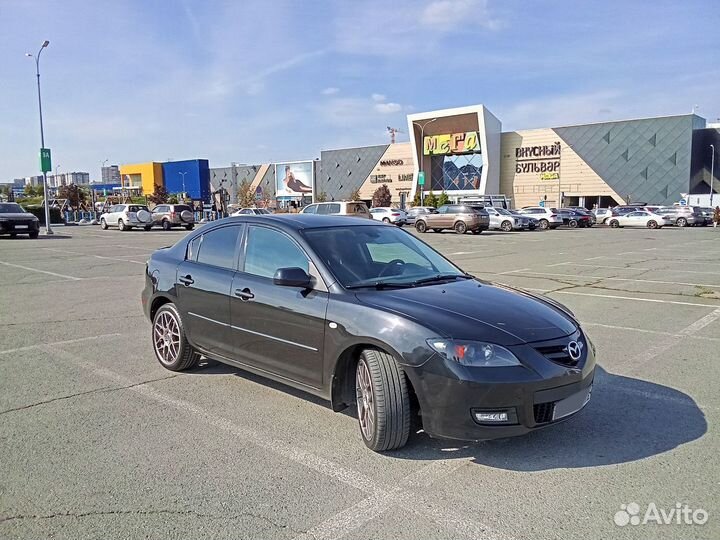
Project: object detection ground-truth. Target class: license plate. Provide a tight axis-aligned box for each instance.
[15,225,28,229]
[552,384,592,420]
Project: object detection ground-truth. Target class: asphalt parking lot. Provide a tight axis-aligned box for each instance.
[1,223,719,540]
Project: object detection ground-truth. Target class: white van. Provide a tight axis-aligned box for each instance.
[301,201,371,218]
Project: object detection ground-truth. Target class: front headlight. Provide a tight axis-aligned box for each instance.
[427,339,521,367]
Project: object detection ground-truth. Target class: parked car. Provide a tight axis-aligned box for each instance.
[301,201,371,218]
[567,207,597,224]
[518,207,563,230]
[607,211,670,229]
[142,215,595,451]
[414,204,490,234]
[405,206,436,225]
[100,204,152,231]
[484,206,530,231]
[653,206,704,227]
[558,208,593,228]
[150,204,195,231]
[232,208,272,216]
[593,208,613,224]
[0,202,40,239]
[508,210,538,230]
[369,207,407,225]
[696,207,715,226]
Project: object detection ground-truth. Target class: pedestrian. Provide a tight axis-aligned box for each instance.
[713,206,720,228]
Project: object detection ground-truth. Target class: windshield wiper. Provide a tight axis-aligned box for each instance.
[345,281,415,290]
[408,273,473,286]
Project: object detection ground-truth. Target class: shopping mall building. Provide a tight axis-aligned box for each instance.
[201,103,717,209]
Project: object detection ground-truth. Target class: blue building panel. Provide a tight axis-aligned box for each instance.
[162,159,210,201]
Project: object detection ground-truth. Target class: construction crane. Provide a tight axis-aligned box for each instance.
[387,126,405,144]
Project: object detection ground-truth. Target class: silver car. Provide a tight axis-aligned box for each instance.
[484,206,529,231]
[518,207,563,230]
[369,207,407,225]
[653,206,704,227]
[100,204,152,231]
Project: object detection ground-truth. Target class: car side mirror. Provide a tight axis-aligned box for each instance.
[273,267,313,289]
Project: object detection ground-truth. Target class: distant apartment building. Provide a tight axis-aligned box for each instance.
[47,171,90,187]
[100,165,121,184]
[24,175,43,186]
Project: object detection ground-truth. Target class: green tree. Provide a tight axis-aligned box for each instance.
[237,180,255,208]
[371,184,392,207]
[57,183,87,208]
[437,191,449,206]
[23,184,34,197]
[423,191,438,208]
[148,185,169,205]
[412,190,422,206]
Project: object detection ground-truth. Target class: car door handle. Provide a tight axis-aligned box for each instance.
[179,275,194,286]
[234,288,254,301]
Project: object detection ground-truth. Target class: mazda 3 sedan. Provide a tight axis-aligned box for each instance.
[142,215,595,451]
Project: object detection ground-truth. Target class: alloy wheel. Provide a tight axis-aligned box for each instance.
[153,311,181,366]
[356,359,375,441]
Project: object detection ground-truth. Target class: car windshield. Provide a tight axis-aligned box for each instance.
[0,203,25,213]
[302,225,465,289]
[496,208,512,215]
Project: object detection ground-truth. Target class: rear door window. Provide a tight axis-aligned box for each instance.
[195,226,242,269]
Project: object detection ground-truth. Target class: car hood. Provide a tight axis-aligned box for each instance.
[0,213,38,220]
[355,279,577,346]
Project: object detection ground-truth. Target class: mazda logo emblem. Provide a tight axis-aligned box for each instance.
[567,341,583,361]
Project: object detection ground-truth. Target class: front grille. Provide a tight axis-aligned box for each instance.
[535,344,577,366]
[534,402,555,424]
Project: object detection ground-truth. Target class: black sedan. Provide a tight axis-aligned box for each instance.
[0,203,40,238]
[142,215,595,451]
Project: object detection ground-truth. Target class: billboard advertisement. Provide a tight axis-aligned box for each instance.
[275,161,313,198]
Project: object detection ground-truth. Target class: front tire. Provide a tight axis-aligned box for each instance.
[152,303,200,371]
[609,219,620,228]
[185,224,194,230]
[382,217,391,224]
[144,225,152,231]
[100,218,108,230]
[676,217,687,227]
[647,220,658,229]
[539,219,549,230]
[162,220,172,231]
[29,231,39,239]
[415,221,427,233]
[500,220,512,232]
[568,219,578,228]
[355,349,410,452]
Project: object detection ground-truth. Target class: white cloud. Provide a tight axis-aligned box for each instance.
[374,102,402,113]
[321,87,340,95]
[372,93,386,102]
[420,0,500,31]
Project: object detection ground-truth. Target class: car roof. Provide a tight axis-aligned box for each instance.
[215,214,376,230]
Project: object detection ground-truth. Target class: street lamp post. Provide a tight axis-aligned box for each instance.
[26,40,52,235]
[710,144,715,208]
[179,171,188,199]
[412,118,437,205]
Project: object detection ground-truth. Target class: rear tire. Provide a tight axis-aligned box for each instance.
[355,349,410,452]
[118,219,127,231]
[185,224,194,230]
[152,303,200,372]
[676,217,687,227]
[144,225,152,231]
[539,219,549,230]
[500,220,512,232]
[568,219,578,228]
[29,231,39,239]
[609,219,620,228]
[432,228,442,233]
[162,220,172,231]
[415,221,427,233]
[647,220,658,229]
[382,217,391,223]
[454,221,467,234]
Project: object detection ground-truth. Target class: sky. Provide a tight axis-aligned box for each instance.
[1,0,718,181]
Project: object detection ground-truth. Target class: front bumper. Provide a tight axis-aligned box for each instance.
[0,220,40,233]
[406,331,596,441]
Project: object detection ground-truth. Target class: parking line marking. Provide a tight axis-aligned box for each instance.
[0,260,83,281]
[581,322,720,342]
[555,291,718,308]
[0,333,123,355]
[627,308,720,374]
[45,344,498,540]
[505,270,720,289]
[42,247,146,265]
[498,268,528,275]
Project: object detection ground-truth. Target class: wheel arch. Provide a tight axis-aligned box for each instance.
[329,342,418,415]
[150,294,174,321]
